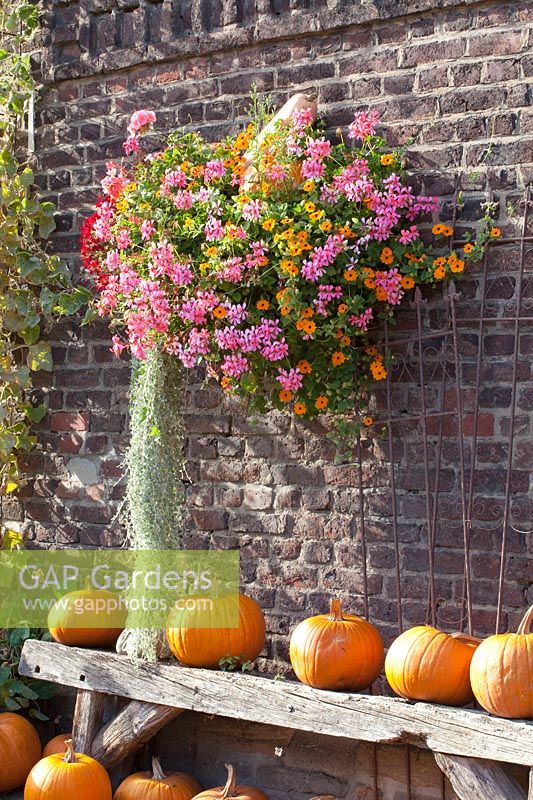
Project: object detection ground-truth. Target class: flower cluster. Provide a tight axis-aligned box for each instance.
[81,106,496,428]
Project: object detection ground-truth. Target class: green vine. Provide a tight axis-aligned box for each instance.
[0,0,90,538]
[120,350,188,662]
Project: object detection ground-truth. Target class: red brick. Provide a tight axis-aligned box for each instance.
[50,411,90,432]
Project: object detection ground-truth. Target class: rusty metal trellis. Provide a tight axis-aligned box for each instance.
[354,187,532,799]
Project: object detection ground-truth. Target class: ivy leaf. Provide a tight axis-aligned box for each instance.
[21,324,41,345]
[0,667,11,686]
[26,403,46,423]
[3,309,27,332]
[4,697,22,710]
[38,217,56,239]
[20,167,34,187]
[0,432,17,459]
[54,287,92,316]
[27,341,53,372]
[29,708,50,721]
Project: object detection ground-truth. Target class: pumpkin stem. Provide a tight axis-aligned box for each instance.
[329,599,343,621]
[221,764,237,798]
[151,756,166,781]
[450,632,482,645]
[63,739,77,764]
[517,605,533,635]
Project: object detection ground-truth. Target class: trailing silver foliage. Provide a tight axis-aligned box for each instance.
[120,349,187,663]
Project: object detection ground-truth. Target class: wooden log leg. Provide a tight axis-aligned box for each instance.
[73,689,106,754]
[91,699,183,771]
[528,768,533,800]
[434,753,527,800]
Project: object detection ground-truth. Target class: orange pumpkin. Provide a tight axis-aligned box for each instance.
[24,739,112,800]
[470,605,533,718]
[167,593,266,669]
[47,588,125,648]
[385,626,480,706]
[114,756,201,800]
[192,764,268,800]
[42,732,72,757]
[289,599,384,691]
[0,712,41,792]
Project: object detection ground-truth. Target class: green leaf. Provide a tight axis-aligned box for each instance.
[9,681,39,700]
[54,287,92,316]
[4,696,21,711]
[27,341,53,372]
[29,708,50,721]
[26,403,46,423]
[21,324,41,345]
[0,667,11,687]
[38,218,56,239]
[20,167,34,186]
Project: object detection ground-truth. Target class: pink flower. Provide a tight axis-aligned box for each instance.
[375,268,404,305]
[123,135,140,155]
[162,168,187,189]
[301,159,325,179]
[261,339,289,361]
[241,199,264,221]
[222,354,249,378]
[347,110,379,141]
[204,159,226,182]
[101,162,128,199]
[292,108,314,129]
[204,217,224,241]
[111,335,127,357]
[305,137,331,159]
[399,225,420,244]
[141,220,156,240]
[173,190,193,209]
[127,109,156,135]
[116,229,131,250]
[349,308,373,332]
[276,368,303,391]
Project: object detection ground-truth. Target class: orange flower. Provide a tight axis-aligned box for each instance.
[450,259,465,273]
[490,227,502,238]
[366,346,378,356]
[375,286,387,301]
[256,255,269,267]
[289,244,302,256]
[370,360,387,380]
[256,299,270,311]
[344,269,358,282]
[434,265,446,280]
[400,276,415,289]
[296,319,306,331]
[297,230,309,241]
[300,307,314,318]
[335,329,344,340]
[332,351,347,366]
[280,305,290,316]
[363,415,373,426]
[341,335,351,346]
[262,218,276,231]
[463,243,475,253]
[433,257,447,267]
[315,395,329,410]
[281,259,297,273]
[380,154,394,166]
[294,402,307,415]
[303,180,315,192]
[279,390,293,403]
[441,225,454,237]
[297,359,312,374]
[338,303,348,314]
[432,224,445,235]
[304,201,316,213]
[310,209,325,221]
[320,220,333,232]
[380,247,394,265]
[213,306,227,319]
[276,288,288,301]
[205,246,218,257]
[220,376,231,389]
[364,278,376,289]
[302,320,316,335]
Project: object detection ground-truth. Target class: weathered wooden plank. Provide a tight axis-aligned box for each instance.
[434,753,526,800]
[528,768,533,800]
[72,689,106,753]
[91,699,183,770]
[19,639,533,767]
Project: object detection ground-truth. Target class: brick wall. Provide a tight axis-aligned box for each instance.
[23,0,533,644]
[14,1,533,796]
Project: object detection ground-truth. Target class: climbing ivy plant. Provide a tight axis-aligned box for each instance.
[0,0,90,537]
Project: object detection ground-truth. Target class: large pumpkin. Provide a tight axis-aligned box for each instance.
[470,605,533,718]
[42,732,72,757]
[0,712,41,792]
[166,593,266,669]
[289,598,384,691]
[114,757,202,800]
[24,739,112,800]
[385,625,480,706]
[191,764,268,800]
[48,588,125,648]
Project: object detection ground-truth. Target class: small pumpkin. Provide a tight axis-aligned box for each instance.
[114,756,201,800]
[192,764,268,800]
[470,605,533,718]
[167,593,266,669]
[42,732,72,757]
[289,598,384,691]
[48,588,126,648]
[24,739,112,800]
[0,712,41,792]
[385,625,480,706]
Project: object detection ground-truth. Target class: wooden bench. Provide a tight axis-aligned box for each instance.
[19,639,533,800]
